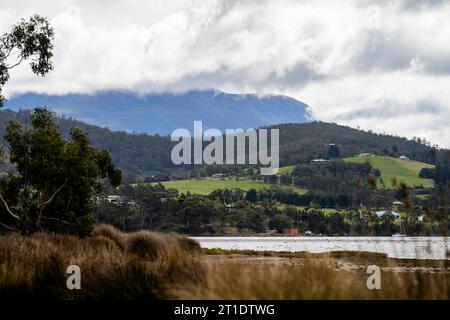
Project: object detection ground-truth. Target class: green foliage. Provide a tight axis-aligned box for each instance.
[419,167,435,179]
[246,188,257,202]
[0,108,121,235]
[268,213,293,232]
[291,160,374,193]
[327,144,340,159]
[0,15,54,107]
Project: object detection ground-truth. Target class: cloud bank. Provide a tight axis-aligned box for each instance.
[0,0,449,146]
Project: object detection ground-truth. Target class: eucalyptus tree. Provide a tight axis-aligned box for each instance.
[0,15,54,106]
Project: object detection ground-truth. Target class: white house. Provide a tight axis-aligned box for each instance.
[358,153,375,157]
[106,195,122,204]
[374,210,401,219]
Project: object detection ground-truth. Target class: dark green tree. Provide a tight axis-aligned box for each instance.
[0,15,54,107]
[392,145,398,155]
[327,144,340,159]
[268,213,293,232]
[0,108,121,235]
[245,188,257,203]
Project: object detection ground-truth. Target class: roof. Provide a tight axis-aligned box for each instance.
[374,210,401,218]
[358,153,375,157]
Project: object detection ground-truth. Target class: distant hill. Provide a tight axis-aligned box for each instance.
[0,110,437,177]
[271,122,436,167]
[4,90,311,134]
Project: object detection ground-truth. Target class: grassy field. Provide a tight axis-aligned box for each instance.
[345,156,434,188]
[277,165,295,175]
[153,177,308,195]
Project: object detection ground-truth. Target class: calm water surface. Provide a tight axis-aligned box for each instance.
[192,237,450,260]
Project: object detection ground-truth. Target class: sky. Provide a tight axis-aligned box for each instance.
[0,0,449,147]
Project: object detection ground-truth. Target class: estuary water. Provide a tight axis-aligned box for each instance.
[192,236,450,260]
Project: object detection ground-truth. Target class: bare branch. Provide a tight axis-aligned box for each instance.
[0,193,20,220]
[3,46,14,59]
[43,180,67,206]
[6,56,24,70]
[41,216,73,225]
[0,219,18,231]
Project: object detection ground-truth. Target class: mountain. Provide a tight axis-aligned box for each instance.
[0,109,436,179]
[4,90,312,134]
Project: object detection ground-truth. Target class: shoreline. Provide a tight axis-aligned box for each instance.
[200,248,450,273]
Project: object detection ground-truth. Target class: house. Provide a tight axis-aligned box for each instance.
[106,195,122,204]
[399,155,410,161]
[408,215,425,223]
[358,153,375,157]
[283,228,299,236]
[374,210,401,219]
[224,204,236,213]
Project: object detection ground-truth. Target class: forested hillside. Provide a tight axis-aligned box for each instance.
[0,109,438,177]
[272,122,437,166]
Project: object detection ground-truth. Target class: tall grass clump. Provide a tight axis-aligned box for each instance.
[92,224,126,249]
[125,231,170,261]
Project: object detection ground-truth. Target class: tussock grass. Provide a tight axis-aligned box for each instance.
[126,231,169,261]
[92,224,126,249]
[0,227,204,299]
[174,234,202,253]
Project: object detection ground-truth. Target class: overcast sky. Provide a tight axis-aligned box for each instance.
[1,0,449,146]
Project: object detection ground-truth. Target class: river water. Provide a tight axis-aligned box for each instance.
[192,236,450,260]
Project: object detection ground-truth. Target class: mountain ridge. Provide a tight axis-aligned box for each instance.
[4,89,312,134]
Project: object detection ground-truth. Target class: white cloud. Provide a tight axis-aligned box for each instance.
[1,0,450,146]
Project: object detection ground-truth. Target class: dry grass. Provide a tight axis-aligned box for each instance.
[174,258,450,300]
[0,226,448,299]
[0,227,204,299]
